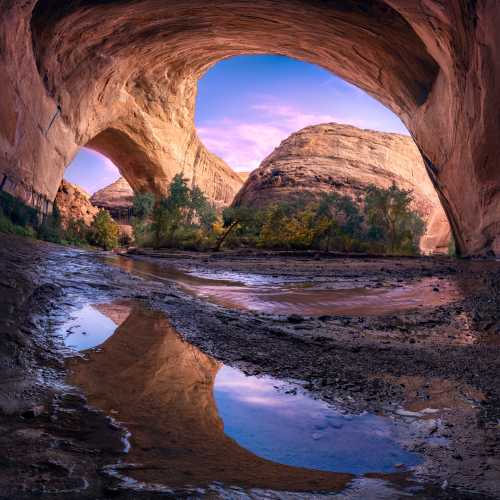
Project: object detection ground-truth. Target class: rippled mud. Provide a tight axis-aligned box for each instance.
[0,235,499,499]
[103,255,463,316]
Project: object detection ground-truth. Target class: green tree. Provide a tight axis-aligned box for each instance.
[133,192,155,219]
[189,186,216,230]
[88,209,120,250]
[259,203,319,250]
[364,183,425,254]
[150,175,218,249]
[215,206,266,251]
[314,193,363,251]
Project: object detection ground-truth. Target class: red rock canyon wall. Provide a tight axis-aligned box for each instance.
[0,1,499,255]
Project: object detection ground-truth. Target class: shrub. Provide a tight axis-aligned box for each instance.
[0,191,38,228]
[259,204,318,250]
[65,218,90,245]
[87,209,120,250]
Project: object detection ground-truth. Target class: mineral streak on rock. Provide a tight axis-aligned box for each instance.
[233,123,451,254]
[55,179,99,227]
[0,1,499,255]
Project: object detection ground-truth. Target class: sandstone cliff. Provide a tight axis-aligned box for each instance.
[90,177,134,212]
[1,2,500,254]
[233,124,451,254]
[237,172,251,183]
[55,179,98,227]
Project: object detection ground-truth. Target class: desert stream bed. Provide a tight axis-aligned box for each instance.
[0,236,499,499]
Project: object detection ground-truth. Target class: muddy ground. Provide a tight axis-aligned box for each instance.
[0,234,499,499]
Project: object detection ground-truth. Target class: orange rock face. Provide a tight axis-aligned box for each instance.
[54,179,98,228]
[234,123,451,254]
[90,178,134,213]
[0,1,499,255]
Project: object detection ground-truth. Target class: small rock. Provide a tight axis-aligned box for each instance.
[287,314,304,324]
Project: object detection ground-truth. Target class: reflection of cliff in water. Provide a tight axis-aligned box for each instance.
[67,305,352,492]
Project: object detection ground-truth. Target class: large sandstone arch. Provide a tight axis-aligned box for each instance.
[0,1,499,255]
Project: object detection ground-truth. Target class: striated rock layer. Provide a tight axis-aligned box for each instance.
[91,177,134,213]
[54,179,98,227]
[0,1,499,255]
[234,123,451,254]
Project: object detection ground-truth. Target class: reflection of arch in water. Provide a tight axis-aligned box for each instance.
[67,305,353,492]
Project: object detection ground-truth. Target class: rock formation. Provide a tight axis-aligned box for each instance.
[90,178,134,215]
[54,179,98,227]
[237,172,251,183]
[234,123,451,254]
[0,1,499,255]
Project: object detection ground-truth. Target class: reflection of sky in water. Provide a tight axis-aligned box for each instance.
[60,304,117,351]
[215,366,421,474]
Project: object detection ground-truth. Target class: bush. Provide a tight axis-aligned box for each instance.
[87,209,120,250]
[0,192,38,228]
[133,192,155,220]
[65,218,90,245]
[0,208,36,237]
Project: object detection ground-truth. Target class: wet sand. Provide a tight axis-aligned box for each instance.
[0,234,499,498]
[103,255,464,316]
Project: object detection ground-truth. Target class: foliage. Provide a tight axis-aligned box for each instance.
[215,206,266,250]
[364,183,425,254]
[37,202,64,243]
[217,186,425,255]
[133,174,217,250]
[0,207,36,238]
[313,193,364,252]
[125,178,427,256]
[0,191,38,228]
[133,192,155,220]
[87,209,120,250]
[65,218,90,245]
[258,203,319,250]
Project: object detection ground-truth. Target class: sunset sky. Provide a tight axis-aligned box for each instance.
[65,55,407,194]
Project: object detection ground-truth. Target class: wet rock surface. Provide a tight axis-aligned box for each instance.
[0,234,499,498]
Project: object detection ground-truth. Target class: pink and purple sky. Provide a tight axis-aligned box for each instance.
[66,55,408,194]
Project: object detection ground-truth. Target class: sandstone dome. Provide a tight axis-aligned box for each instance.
[234,123,451,254]
[91,177,134,213]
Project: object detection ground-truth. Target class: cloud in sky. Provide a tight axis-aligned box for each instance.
[195,56,408,172]
[66,55,409,191]
[197,101,340,171]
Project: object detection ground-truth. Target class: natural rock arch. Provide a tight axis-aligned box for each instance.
[0,1,499,255]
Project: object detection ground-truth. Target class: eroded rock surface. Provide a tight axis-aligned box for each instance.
[90,177,134,213]
[0,1,499,255]
[234,123,451,253]
[55,179,98,227]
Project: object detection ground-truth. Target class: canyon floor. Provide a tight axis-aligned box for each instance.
[0,233,499,499]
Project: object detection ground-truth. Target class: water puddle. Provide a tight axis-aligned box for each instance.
[103,255,462,316]
[63,301,421,493]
